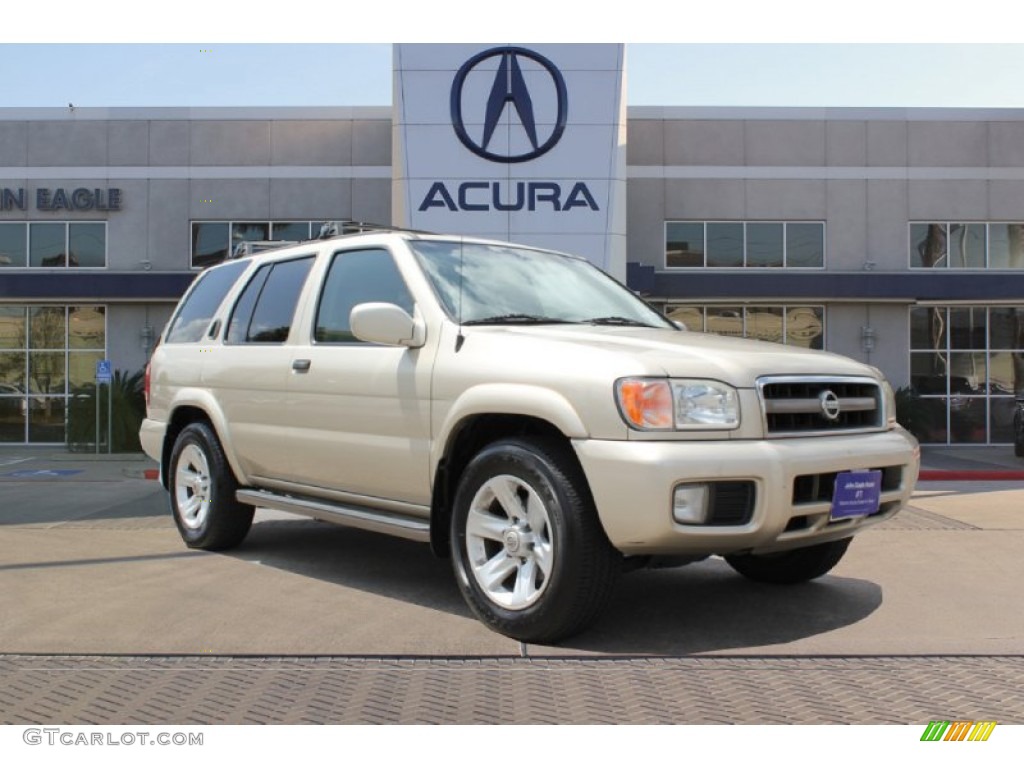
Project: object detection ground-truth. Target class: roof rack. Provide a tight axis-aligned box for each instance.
[316,221,435,239]
[229,240,301,260]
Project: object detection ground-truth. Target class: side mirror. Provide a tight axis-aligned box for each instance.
[350,303,426,348]
[671,320,688,331]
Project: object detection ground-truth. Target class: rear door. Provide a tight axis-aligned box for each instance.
[201,254,316,481]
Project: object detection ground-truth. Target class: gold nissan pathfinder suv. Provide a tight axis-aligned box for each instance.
[141,230,920,643]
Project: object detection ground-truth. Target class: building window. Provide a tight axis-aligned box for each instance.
[0,305,106,443]
[664,305,825,350]
[190,221,326,269]
[910,223,1024,269]
[0,222,106,268]
[665,222,824,269]
[909,305,1024,444]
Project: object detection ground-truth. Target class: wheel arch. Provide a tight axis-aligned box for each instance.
[429,412,586,558]
[160,393,246,490]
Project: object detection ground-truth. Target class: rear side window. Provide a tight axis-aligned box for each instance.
[227,256,314,343]
[165,261,248,343]
[314,248,414,343]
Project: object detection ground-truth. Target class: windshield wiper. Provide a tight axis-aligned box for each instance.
[584,316,656,327]
[462,314,576,326]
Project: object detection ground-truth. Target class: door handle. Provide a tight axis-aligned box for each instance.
[292,359,311,372]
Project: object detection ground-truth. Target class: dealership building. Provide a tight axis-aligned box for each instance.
[1,43,1022,445]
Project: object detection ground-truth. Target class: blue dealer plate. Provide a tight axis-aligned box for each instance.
[830,470,882,520]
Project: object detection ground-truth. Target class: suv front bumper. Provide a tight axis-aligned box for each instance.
[573,428,919,556]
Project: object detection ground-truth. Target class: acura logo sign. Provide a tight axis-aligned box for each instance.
[450,46,568,163]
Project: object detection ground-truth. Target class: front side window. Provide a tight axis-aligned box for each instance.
[315,249,415,343]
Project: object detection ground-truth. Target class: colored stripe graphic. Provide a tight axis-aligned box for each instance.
[968,722,997,741]
[920,720,996,741]
[944,721,974,741]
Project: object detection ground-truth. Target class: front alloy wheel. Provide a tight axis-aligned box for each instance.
[451,437,621,644]
[464,474,555,611]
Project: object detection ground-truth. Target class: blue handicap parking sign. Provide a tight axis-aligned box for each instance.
[95,359,112,383]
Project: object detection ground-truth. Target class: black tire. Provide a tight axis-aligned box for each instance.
[725,537,852,585]
[450,437,621,644]
[168,422,254,550]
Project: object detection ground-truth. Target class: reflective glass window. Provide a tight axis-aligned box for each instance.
[746,223,783,267]
[666,223,704,267]
[706,223,743,267]
[68,306,105,350]
[191,222,230,269]
[0,307,26,349]
[30,223,66,267]
[29,308,65,349]
[744,307,784,344]
[786,306,824,349]
[949,224,986,269]
[68,223,106,267]
[911,223,947,268]
[271,222,312,241]
[0,223,26,267]
[785,223,824,268]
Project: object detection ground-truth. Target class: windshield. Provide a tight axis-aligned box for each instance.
[409,240,672,328]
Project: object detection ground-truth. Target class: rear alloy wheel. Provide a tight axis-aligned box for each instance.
[725,537,852,585]
[450,437,620,644]
[169,422,254,550]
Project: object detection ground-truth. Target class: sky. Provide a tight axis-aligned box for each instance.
[4,1,1024,110]
[4,43,1024,110]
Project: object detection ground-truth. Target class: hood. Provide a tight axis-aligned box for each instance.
[466,325,879,388]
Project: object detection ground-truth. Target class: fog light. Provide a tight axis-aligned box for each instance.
[672,483,708,524]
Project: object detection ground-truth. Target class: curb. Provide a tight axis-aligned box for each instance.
[919,469,1024,481]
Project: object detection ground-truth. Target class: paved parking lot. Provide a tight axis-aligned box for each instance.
[1,448,1022,723]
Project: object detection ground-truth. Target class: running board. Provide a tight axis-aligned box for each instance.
[236,489,431,543]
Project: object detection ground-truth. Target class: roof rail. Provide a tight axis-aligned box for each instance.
[316,221,435,239]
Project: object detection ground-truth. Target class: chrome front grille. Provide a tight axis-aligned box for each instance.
[757,376,884,436]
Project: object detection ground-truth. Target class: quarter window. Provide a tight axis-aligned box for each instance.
[165,261,248,344]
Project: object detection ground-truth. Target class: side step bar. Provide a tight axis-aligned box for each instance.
[236,489,431,543]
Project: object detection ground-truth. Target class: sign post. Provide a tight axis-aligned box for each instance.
[95,360,112,454]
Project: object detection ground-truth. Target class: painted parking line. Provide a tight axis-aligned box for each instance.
[3,469,84,478]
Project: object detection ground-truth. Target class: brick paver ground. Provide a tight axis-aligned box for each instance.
[2,654,1021,725]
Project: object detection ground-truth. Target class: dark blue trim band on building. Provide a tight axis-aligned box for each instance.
[0,272,195,301]
[627,265,1024,303]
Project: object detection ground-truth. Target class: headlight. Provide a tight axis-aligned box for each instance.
[616,378,740,430]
